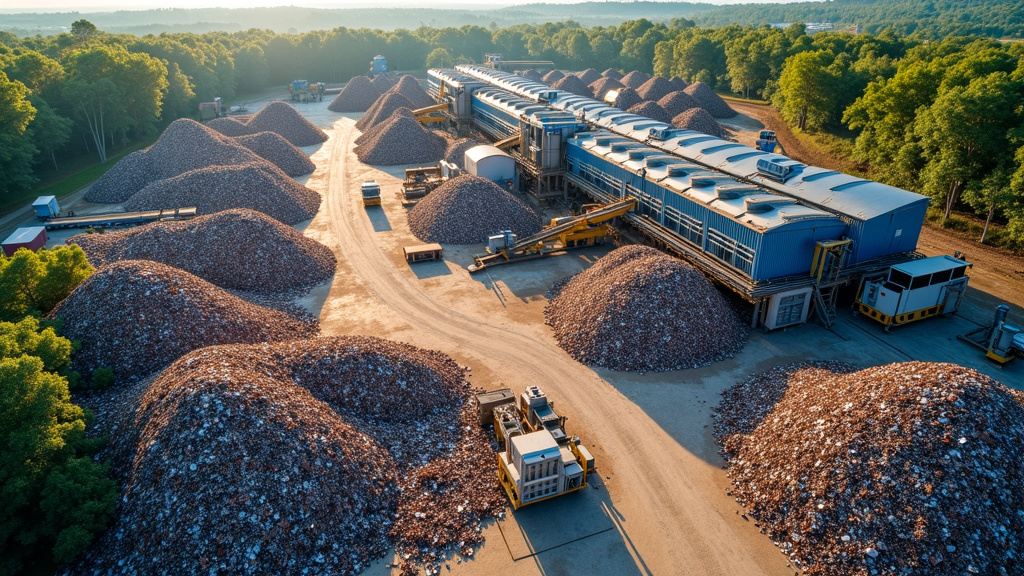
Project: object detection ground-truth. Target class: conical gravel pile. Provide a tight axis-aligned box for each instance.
[234,131,315,176]
[408,174,542,244]
[541,69,565,85]
[575,68,601,85]
[545,245,747,372]
[356,91,416,131]
[521,69,543,82]
[444,137,483,166]
[70,208,335,295]
[715,361,1024,576]
[611,87,643,111]
[371,73,394,92]
[551,74,591,97]
[601,68,623,80]
[684,82,736,118]
[328,75,381,112]
[388,74,433,109]
[672,108,726,137]
[244,101,329,146]
[589,77,623,101]
[627,101,673,124]
[72,336,504,576]
[205,115,251,136]
[620,70,651,89]
[86,119,266,204]
[355,108,416,145]
[123,162,321,225]
[658,90,700,117]
[356,114,446,166]
[47,260,316,383]
[636,76,674,102]
[669,76,689,91]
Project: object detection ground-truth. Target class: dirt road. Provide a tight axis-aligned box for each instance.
[316,118,793,576]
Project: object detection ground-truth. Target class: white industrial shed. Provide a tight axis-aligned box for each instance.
[464,145,515,183]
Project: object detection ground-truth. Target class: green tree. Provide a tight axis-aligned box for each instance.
[0,353,116,573]
[0,70,38,197]
[0,316,73,373]
[425,47,453,69]
[671,35,727,87]
[0,245,93,322]
[773,50,840,131]
[232,43,269,93]
[27,95,73,172]
[70,19,97,40]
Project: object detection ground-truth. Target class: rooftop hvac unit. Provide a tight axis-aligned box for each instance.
[648,127,673,141]
[756,158,793,182]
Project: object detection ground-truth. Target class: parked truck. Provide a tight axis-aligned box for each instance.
[361,180,382,207]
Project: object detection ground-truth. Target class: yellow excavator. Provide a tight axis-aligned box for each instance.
[413,82,450,124]
[468,197,636,273]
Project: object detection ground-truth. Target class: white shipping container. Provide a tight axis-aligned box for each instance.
[464,145,515,183]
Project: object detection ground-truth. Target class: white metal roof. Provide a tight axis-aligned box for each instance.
[892,255,970,276]
[465,144,512,163]
[3,226,46,245]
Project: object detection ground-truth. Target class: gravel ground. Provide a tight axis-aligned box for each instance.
[356,92,416,131]
[551,74,591,97]
[602,68,623,80]
[627,101,674,124]
[244,101,329,146]
[67,336,504,576]
[611,87,643,111]
[636,76,674,102]
[541,69,565,85]
[407,174,542,245]
[85,119,267,204]
[47,260,316,383]
[715,361,1024,576]
[545,245,747,372]
[589,77,624,101]
[672,107,727,137]
[575,68,602,85]
[684,82,737,118]
[205,115,251,136]
[658,90,701,117]
[235,131,316,176]
[444,137,483,166]
[371,74,394,92]
[70,208,335,295]
[328,75,381,112]
[355,113,447,166]
[669,76,689,91]
[620,70,651,89]
[123,162,321,225]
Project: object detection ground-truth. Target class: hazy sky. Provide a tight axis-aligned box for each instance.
[0,0,796,12]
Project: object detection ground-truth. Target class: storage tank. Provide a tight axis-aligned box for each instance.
[464,145,515,183]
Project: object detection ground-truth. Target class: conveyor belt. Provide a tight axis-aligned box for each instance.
[45,207,198,229]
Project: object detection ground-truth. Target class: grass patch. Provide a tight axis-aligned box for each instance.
[925,207,1021,254]
[721,94,770,105]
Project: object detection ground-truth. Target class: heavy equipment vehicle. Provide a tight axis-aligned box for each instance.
[412,102,449,125]
[854,255,970,332]
[290,80,324,102]
[476,385,593,510]
[401,161,460,203]
[361,180,381,207]
[754,130,786,155]
[468,197,636,273]
[370,55,388,75]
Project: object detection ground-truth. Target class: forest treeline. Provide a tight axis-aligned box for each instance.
[1,16,1023,248]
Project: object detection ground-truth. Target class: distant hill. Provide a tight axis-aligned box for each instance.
[0,3,709,36]
[694,0,1024,39]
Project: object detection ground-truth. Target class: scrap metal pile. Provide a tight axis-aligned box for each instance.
[601,68,623,80]
[355,112,447,166]
[669,76,689,91]
[407,174,542,244]
[657,90,701,117]
[47,260,316,382]
[389,75,434,109]
[550,74,591,98]
[328,75,382,112]
[541,69,565,85]
[234,131,316,176]
[627,101,674,124]
[589,76,624,101]
[123,162,320,225]
[356,92,417,131]
[714,361,1024,576]
[545,245,747,372]
[444,137,483,166]
[68,337,504,576]
[684,82,736,118]
[620,70,651,89]
[70,208,335,295]
[636,76,674,102]
[575,68,602,86]
[228,101,330,147]
[672,108,727,137]
[611,87,643,111]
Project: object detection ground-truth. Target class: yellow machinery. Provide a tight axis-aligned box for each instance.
[958,304,1020,364]
[854,255,970,332]
[360,180,381,207]
[468,197,636,273]
[401,161,460,203]
[413,102,449,125]
[476,386,593,510]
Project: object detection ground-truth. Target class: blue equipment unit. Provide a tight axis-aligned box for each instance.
[32,196,59,218]
[754,130,779,153]
[370,55,388,75]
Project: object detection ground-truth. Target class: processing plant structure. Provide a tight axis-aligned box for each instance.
[425,65,945,331]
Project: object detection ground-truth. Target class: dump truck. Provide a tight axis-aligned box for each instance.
[361,180,381,207]
[401,161,460,203]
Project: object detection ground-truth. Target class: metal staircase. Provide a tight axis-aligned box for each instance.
[810,239,852,328]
